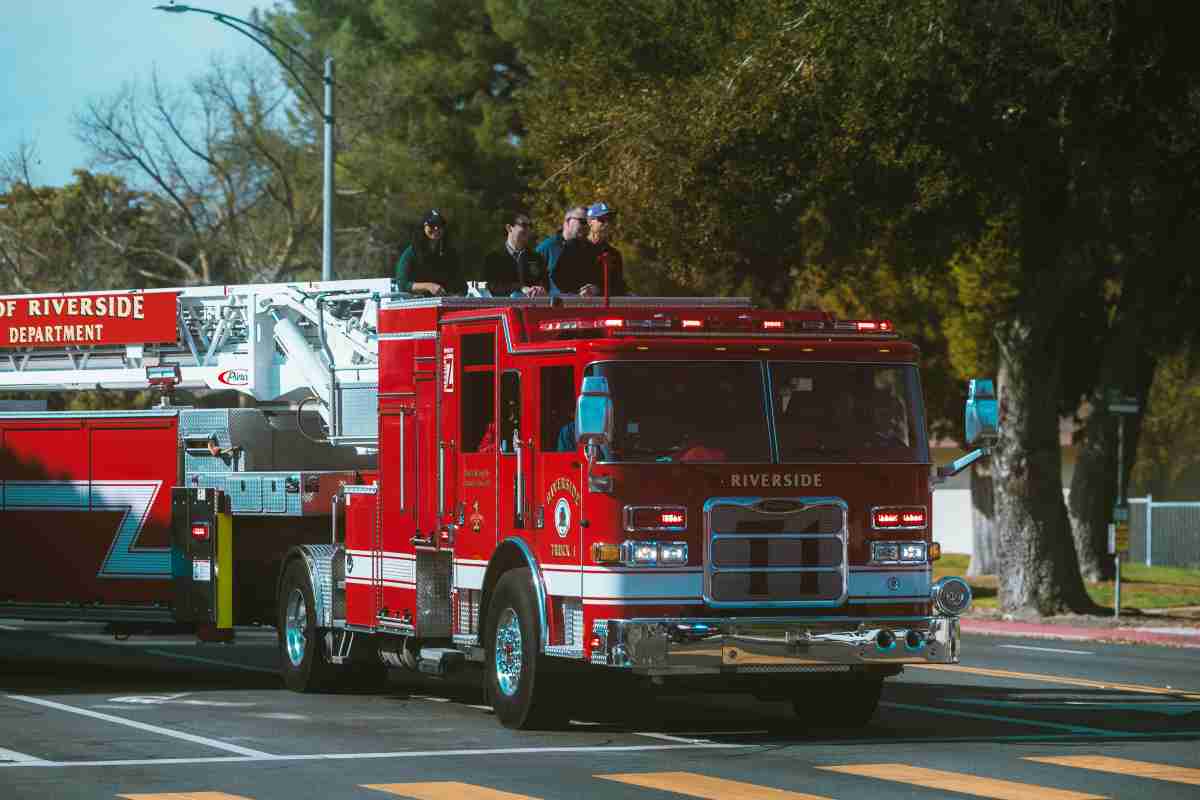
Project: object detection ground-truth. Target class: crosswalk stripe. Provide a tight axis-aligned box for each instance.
[363,782,539,799]
[818,763,1105,799]
[599,771,834,799]
[118,793,252,799]
[1027,755,1200,786]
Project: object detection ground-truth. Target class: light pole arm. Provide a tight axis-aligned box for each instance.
[156,2,337,281]
[154,4,326,120]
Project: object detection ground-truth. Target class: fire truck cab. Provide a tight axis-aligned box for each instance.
[278,294,991,729]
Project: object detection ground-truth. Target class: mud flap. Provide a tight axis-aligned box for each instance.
[171,487,233,629]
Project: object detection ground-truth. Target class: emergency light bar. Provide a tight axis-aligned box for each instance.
[538,316,895,335]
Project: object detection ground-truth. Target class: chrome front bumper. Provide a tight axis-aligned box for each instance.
[589,615,961,675]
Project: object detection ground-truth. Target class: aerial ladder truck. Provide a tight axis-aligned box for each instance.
[0,279,997,729]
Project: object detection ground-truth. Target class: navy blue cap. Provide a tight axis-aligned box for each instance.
[586,201,614,219]
[423,209,446,227]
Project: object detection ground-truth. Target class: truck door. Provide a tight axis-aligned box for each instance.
[535,364,583,601]
[452,327,498,596]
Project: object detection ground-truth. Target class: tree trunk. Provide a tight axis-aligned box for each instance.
[992,315,1094,616]
[967,463,997,577]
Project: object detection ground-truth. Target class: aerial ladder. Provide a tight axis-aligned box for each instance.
[0,278,393,447]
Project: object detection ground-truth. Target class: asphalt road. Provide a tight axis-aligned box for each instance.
[1,619,1198,799]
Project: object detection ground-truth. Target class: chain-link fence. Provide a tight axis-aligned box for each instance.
[1129,496,1200,568]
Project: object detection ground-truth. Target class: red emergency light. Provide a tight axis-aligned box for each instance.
[191,523,210,541]
[625,505,687,531]
[871,507,927,529]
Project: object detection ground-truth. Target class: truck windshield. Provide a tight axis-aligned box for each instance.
[584,360,929,464]
[771,362,929,463]
[585,361,771,462]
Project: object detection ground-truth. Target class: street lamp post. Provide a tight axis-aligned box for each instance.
[155,3,335,282]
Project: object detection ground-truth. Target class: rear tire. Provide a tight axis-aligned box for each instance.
[484,568,566,729]
[791,677,883,728]
[278,559,336,692]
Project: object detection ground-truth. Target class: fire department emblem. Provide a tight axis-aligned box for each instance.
[887,576,902,592]
[554,497,571,538]
[469,500,484,533]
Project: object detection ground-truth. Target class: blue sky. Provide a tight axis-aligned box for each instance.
[2,1,278,187]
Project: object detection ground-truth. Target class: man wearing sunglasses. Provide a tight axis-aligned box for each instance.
[535,206,588,292]
[551,201,627,296]
[481,213,547,297]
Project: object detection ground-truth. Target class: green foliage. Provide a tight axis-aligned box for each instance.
[1130,348,1200,500]
[0,169,161,293]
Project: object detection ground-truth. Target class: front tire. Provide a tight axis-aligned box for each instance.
[485,568,564,729]
[278,559,335,692]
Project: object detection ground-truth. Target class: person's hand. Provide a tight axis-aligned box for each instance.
[522,285,547,297]
[412,281,446,296]
[579,283,600,297]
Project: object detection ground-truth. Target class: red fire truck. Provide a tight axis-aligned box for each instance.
[1,281,993,730]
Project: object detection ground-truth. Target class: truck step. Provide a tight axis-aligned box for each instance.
[417,647,466,676]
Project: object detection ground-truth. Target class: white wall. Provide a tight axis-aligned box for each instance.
[933,489,973,556]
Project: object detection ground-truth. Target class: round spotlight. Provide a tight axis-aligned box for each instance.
[931,576,972,616]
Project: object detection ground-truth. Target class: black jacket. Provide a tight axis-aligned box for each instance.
[481,246,546,296]
[551,238,627,295]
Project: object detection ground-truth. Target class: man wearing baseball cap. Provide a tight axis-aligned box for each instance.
[550,201,626,296]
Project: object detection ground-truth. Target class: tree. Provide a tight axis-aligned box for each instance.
[75,57,325,287]
[269,0,538,276]
[1,146,158,293]
[519,1,1200,614]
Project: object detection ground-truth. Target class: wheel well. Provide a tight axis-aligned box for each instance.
[479,542,537,648]
[275,549,311,626]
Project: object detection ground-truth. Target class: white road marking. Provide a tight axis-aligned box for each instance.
[107,694,257,708]
[0,625,20,632]
[998,644,1095,656]
[0,746,48,765]
[410,695,451,703]
[633,732,714,745]
[0,742,746,769]
[5,695,274,758]
[143,649,279,675]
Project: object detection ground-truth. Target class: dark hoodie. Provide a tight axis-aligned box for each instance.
[393,223,461,294]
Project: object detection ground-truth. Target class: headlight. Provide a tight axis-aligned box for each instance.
[872,542,900,562]
[871,540,927,564]
[628,542,658,565]
[658,542,688,565]
[598,540,689,567]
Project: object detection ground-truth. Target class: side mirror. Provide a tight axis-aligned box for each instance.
[576,376,614,493]
[576,376,614,450]
[965,378,999,446]
[935,377,998,483]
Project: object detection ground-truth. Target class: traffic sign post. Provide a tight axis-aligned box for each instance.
[1107,392,1140,619]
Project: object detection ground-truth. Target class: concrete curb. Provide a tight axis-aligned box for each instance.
[960,618,1200,649]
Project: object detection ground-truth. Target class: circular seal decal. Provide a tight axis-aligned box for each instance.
[554,497,572,538]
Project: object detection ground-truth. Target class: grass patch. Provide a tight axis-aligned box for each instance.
[934,554,1200,611]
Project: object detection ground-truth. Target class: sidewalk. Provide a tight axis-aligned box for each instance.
[960,615,1200,648]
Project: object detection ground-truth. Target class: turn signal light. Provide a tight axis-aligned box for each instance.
[871,506,927,529]
[191,523,210,541]
[592,543,622,564]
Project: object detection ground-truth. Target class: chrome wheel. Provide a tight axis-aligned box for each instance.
[285,587,308,667]
[494,607,524,697]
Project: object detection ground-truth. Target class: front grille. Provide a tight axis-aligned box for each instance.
[704,497,847,607]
